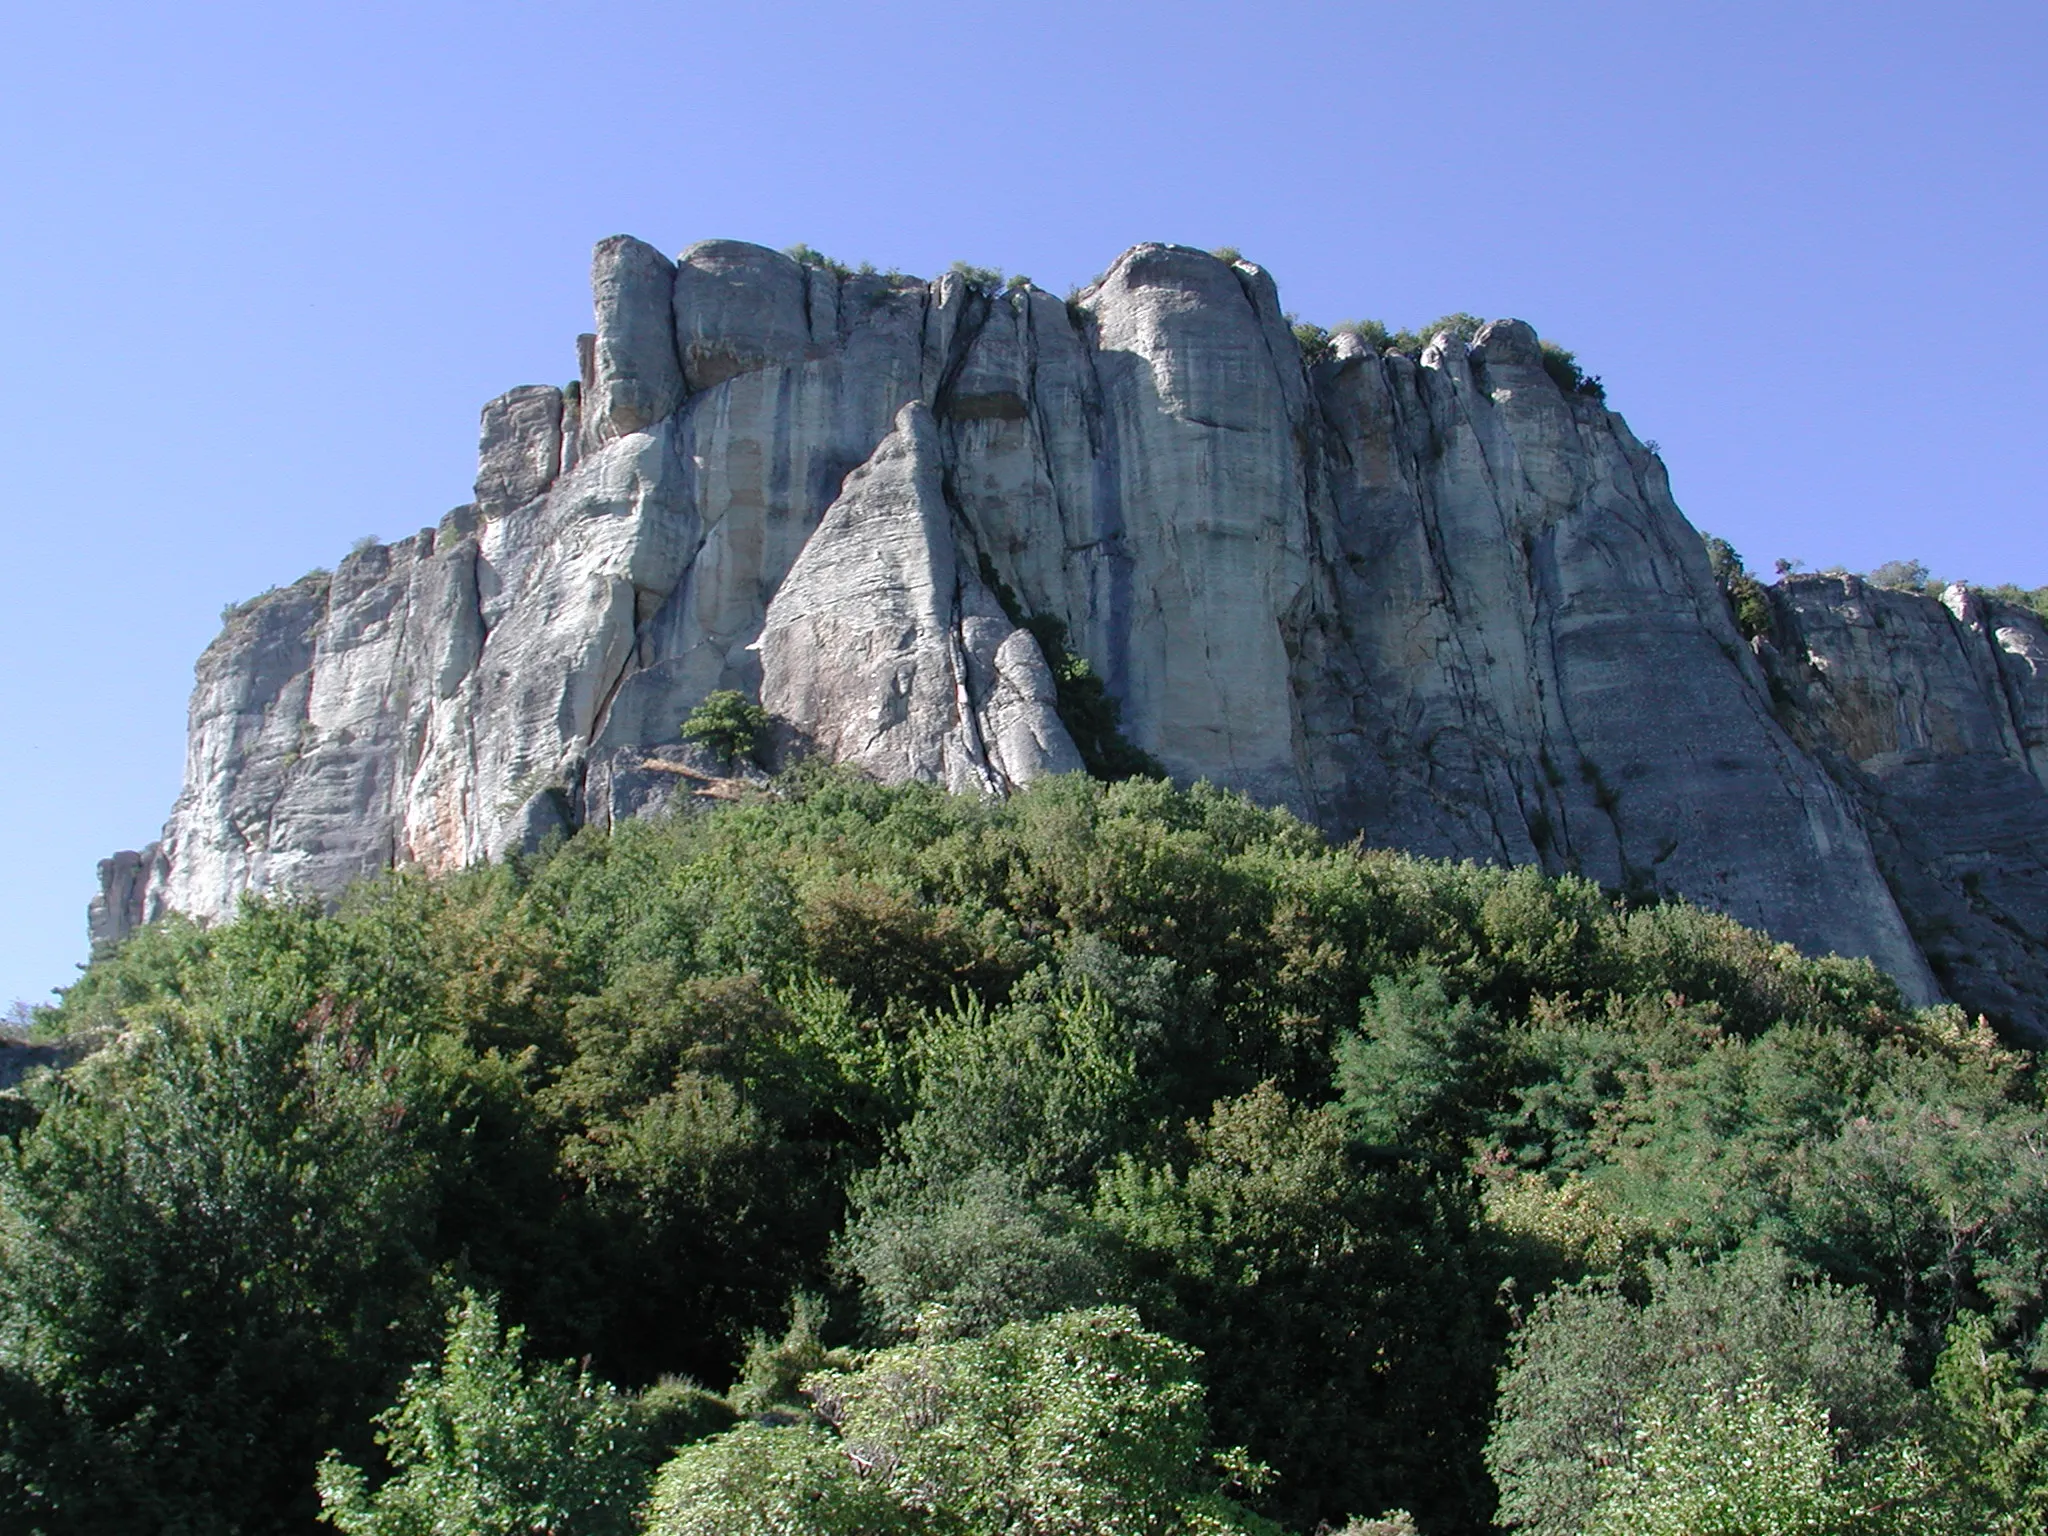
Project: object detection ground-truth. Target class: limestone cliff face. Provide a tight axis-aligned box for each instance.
[93,235,2048,1038]
[1758,579,2048,1039]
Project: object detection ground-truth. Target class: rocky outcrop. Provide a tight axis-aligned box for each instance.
[93,235,2048,1038]
[759,402,1081,793]
[1759,579,2048,1038]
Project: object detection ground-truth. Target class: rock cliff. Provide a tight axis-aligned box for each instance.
[92,236,2048,1041]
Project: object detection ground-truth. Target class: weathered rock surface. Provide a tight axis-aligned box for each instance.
[1760,578,2048,1039]
[759,402,1081,792]
[92,236,2048,1038]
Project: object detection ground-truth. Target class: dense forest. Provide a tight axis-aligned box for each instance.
[5,769,2047,1533]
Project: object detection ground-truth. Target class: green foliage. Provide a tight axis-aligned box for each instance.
[1869,557,1935,593]
[972,553,1160,781]
[1335,318,1393,354]
[1290,319,1333,364]
[647,1307,1280,1536]
[1390,312,1485,355]
[0,910,460,1531]
[1487,1246,1920,1536]
[1582,1374,1950,1536]
[1293,316,1606,402]
[948,260,1004,290]
[1930,1311,2048,1529]
[1337,967,1501,1155]
[844,1162,1111,1338]
[680,689,769,766]
[316,1291,657,1536]
[727,1292,850,1417]
[783,243,851,279]
[1981,582,2048,620]
[1703,534,1775,641]
[1538,339,1606,400]
[1093,1084,1499,1530]
[25,773,2048,1532]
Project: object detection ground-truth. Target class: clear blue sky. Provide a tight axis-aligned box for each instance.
[2,0,2041,1007]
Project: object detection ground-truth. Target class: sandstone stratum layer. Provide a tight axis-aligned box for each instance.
[92,237,2048,1041]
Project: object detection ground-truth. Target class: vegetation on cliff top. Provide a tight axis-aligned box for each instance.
[4,771,2045,1533]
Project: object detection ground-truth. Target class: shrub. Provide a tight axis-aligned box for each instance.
[1019,612,1163,781]
[1539,339,1606,400]
[1869,558,1935,593]
[948,261,1004,291]
[1980,583,2048,620]
[681,690,769,767]
[1291,319,1334,364]
[1582,1375,1949,1536]
[783,243,851,279]
[1702,535,1773,642]
[316,1291,658,1536]
[646,1307,1280,1536]
[1487,1246,1919,1536]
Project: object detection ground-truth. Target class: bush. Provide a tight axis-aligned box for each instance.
[681,690,769,766]
[1291,319,1334,364]
[646,1307,1280,1536]
[27,773,2047,1533]
[316,1291,658,1536]
[1702,535,1774,642]
[948,261,1004,291]
[1539,339,1606,400]
[1487,1246,1919,1536]
[1582,1375,1950,1536]
[1869,558,1935,593]
[783,244,851,279]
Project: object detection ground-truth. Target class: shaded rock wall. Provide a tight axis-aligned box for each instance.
[94,235,2048,1037]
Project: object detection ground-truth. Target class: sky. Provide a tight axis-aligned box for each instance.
[1,0,2042,1007]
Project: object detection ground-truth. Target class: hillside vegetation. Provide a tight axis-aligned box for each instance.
[6,771,2047,1533]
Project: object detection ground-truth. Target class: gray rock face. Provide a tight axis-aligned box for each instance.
[585,236,684,443]
[759,402,1082,792]
[94,236,2048,1036]
[1760,578,2048,1038]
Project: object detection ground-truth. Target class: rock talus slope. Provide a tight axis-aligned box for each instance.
[94,237,2048,1039]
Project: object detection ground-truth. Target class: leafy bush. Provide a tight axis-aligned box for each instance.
[1018,612,1164,781]
[1487,1246,1918,1536]
[1703,534,1774,641]
[1582,1375,1948,1536]
[681,689,769,766]
[1980,582,2048,620]
[646,1307,1280,1536]
[316,1291,660,1536]
[1291,319,1334,364]
[948,261,1004,291]
[1538,339,1606,400]
[783,243,851,279]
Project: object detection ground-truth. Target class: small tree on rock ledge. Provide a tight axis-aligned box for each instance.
[682,691,770,768]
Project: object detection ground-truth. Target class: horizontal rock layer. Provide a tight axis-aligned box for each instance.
[92,237,2048,1040]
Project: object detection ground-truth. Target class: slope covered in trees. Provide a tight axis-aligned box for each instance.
[9,771,2048,1532]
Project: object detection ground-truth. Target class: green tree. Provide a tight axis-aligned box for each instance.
[681,690,769,766]
[316,1292,657,1536]
[1335,967,1501,1156]
[1930,1311,2048,1530]
[1487,1246,1917,1536]
[645,1308,1280,1536]
[0,907,453,1533]
[1583,1375,1951,1536]
[1094,1085,1497,1530]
